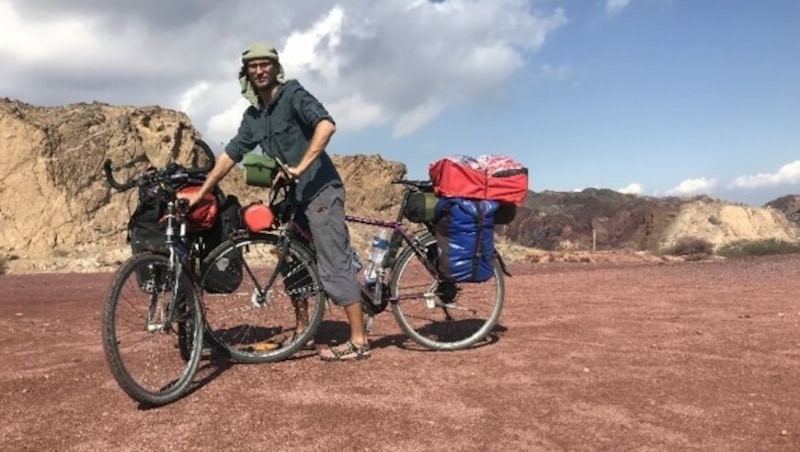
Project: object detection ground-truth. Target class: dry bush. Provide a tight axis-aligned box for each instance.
[668,236,714,257]
[717,239,800,258]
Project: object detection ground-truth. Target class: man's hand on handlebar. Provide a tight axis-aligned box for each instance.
[271,159,299,189]
[177,191,203,208]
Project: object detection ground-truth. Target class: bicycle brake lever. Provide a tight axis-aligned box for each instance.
[273,157,293,179]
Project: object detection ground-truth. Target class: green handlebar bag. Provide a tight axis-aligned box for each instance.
[242,153,277,187]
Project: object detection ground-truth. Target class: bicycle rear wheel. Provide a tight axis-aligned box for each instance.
[102,252,203,406]
[200,232,326,363]
[389,232,504,350]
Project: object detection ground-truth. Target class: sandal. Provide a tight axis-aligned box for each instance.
[290,331,316,351]
[318,340,371,362]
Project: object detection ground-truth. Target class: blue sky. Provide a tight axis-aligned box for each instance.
[1,0,798,205]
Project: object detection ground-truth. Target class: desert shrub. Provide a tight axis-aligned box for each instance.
[716,239,800,258]
[667,236,714,257]
[0,256,7,275]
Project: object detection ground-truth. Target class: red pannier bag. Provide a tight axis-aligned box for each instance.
[175,185,219,230]
[429,155,529,206]
[242,202,275,232]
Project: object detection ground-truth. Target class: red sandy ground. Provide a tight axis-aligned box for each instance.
[1,255,799,451]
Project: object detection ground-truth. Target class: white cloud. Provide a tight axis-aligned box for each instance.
[281,6,345,83]
[539,63,573,81]
[727,160,800,189]
[618,182,643,195]
[393,100,444,138]
[0,1,101,62]
[326,95,386,132]
[206,98,250,149]
[0,0,567,143]
[605,0,632,16]
[277,1,566,135]
[666,177,718,196]
[179,81,211,114]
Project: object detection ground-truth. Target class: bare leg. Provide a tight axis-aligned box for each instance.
[343,301,367,347]
[292,298,309,333]
[317,300,371,361]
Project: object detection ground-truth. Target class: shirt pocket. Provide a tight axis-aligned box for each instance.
[269,122,293,155]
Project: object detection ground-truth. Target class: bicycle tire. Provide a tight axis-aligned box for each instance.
[389,232,505,350]
[200,232,326,363]
[102,252,203,406]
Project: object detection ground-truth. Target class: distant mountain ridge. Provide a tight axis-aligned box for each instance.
[504,189,800,252]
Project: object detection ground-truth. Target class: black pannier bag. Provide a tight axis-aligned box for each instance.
[128,183,169,291]
[128,184,168,254]
[128,183,244,294]
[403,192,440,223]
[200,193,244,294]
[493,203,517,225]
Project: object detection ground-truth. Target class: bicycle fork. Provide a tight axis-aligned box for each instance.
[144,260,185,334]
[145,294,170,333]
[145,200,194,334]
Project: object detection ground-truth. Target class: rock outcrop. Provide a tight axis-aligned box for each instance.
[0,99,407,272]
[1,98,798,273]
[0,99,206,261]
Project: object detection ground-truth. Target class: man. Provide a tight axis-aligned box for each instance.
[181,42,370,361]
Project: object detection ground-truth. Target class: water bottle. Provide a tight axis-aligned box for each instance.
[350,249,363,272]
[364,228,390,284]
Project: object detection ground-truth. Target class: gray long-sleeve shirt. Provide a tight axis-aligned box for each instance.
[225,80,342,203]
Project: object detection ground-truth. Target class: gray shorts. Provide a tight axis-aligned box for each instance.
[305,184,361,306]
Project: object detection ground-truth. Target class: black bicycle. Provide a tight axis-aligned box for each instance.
[199,159,508,363]
[101,141,215,406]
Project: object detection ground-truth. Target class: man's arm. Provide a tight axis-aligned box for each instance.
[287,118,336,178]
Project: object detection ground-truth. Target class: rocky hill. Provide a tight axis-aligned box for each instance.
[504,189,800,252]
[1,98,798,273]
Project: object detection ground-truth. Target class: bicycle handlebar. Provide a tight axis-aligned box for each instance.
[273,156,291,176]
[104,139,216,192]
[103,159,132,191]
[391,179,433,190]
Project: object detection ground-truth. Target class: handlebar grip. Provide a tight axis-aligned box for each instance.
[271,157,299,189]
[391,179,433,187]
[103,159,135,191]
[273,156,291,176]
[188,139,216,174]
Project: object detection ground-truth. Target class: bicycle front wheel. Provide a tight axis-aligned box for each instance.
[101,252,203,406]
[390,232,505,351]
[200,233,326,363]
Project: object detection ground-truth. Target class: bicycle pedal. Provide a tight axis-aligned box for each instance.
[249,341,281,352]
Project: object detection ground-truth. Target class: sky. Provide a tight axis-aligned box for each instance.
[1,0,798,206]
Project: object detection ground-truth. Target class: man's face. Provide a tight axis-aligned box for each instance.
[246,58,279,89]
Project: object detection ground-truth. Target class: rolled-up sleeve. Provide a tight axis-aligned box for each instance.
[291,87,334,129]
[225,108,260,162]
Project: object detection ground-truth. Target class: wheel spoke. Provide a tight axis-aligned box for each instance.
[390,233,504,350]
[102,253,202,406]
[201,234,326,363]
